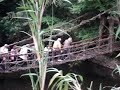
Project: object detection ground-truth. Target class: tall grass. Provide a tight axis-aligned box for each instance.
[16,0,82,90]
[47,68,83,90]
[14,0,80,90]
[17,0,48,90]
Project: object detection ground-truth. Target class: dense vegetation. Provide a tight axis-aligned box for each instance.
[0,0,117,46]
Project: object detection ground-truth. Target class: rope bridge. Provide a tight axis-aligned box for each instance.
[0,36,120,73]
[0,8,117,73]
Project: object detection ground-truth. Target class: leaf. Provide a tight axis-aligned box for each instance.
[87,81,93,90]
[0,0,3,2]
[56,79,65,90]
[116,64,120,75]
[77,0,85,3]
[53,29,70,37]
[63,82,68,90]
[116,53,120,58]
[20,31,32,37]
[63,0,72,5]
[50,78,62,90]
[112,64,120,76]
[67,73,83,82]
[21,73,38,77]
[48,70,62,87]
[50,72,83,90]
[99,83,102,90]
[116,25,120,38]
[39,31,45,36]
[77,75,83,82]
[47,68,59,73]
[13,16,32,21]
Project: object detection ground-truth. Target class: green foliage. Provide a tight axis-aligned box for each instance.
[116,25,120,39]
[42,16,60,26]
[69,3,85,14]
[87,81,103,90]
[112,64,120,76]
[0,15,28,45]
[0,0,117,45]
[16,0,50,90]
[48,68,83,90]
[69,0,116,14]
[52,0,72,7]
[0,0,4,2]
[74,22,99,40]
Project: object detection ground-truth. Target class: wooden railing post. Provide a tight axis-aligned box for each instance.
[98,15,106,47]
[108,17,115,52]
[83,43,86,57]
[52,49,54,62]
[98,16,107,54]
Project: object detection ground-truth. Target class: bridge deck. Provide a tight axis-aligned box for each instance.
[0,37,120,73]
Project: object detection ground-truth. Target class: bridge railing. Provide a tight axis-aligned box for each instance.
[0,37,110,62]
[0,37,114,72]
[48,37,110,61]
[71,35,108,45]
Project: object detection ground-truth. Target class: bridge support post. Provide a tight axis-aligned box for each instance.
[98,16,106,53]
[108,17,115,52]
[99,15,106,41]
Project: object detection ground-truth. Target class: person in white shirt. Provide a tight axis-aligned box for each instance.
[0,44,8,54]
[44,46,51,53]
[19,44,30,60]
[53,38,62,50]
[0,44,9,61]
[52,38,62,61]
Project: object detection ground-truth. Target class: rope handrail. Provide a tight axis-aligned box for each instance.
[72,35,108,45]
[0,43,109,63]
[0,43,111,64]
[0,39,120,73]
[0,37,110,57]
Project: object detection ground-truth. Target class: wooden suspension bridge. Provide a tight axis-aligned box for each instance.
[0,36,120,73]
[0,13,120,73]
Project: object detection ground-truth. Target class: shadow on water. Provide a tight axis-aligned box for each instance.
[0,60,120,90]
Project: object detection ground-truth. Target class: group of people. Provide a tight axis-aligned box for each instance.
[0,44,34,62]
[0,37,73,62]
[52,37,72,61]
